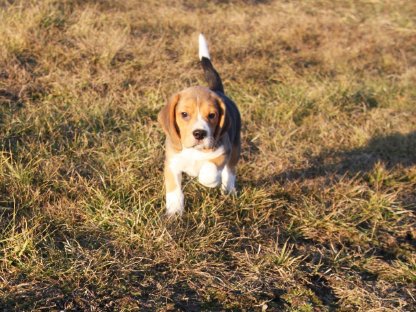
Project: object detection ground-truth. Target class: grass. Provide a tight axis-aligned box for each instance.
[0,0,415,310]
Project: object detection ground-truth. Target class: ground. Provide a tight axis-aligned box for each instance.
[0,0,415,311]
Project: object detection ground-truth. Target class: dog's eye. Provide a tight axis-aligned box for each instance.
[181,112,189,119]
[208,113,216,120]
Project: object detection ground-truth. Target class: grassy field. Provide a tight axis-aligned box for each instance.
[1,0,415,310]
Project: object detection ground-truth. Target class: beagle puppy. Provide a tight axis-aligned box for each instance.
[158,34,241,215]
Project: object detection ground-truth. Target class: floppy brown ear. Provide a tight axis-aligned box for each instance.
[158,93,182,149]
[214,96,230,141]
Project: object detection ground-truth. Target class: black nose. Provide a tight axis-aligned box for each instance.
[193,129,207,140]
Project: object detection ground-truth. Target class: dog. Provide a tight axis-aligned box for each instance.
[158,34,241,215]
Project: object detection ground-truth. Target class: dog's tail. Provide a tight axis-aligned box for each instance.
[199,33,224,93]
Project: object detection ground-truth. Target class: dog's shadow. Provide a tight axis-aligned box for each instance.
[256,131,416,186]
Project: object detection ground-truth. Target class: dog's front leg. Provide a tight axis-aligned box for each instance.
[164,163,184,216]
[221,165,236,194]
[198,153,227,188]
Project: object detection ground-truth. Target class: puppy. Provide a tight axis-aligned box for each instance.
[158,34,241,215]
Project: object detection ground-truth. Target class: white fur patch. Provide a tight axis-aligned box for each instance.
[198,162,220,188]
[199,33,210,60]
[191,109,212,149]
[166,188,184,215]
[193,111,210,134]
[221,165,236,194]
[169,146,225,177]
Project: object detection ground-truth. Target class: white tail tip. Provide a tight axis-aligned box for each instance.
[199,33,210,60]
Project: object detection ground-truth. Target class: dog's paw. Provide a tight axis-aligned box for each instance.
[221,166,236,194]
[221,186,237,196]
[198,162,221,188]
[166,189,184,216]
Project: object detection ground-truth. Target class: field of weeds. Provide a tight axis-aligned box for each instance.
[0,0,415,310]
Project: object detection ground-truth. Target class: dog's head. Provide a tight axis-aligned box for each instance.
[158,86,230,150]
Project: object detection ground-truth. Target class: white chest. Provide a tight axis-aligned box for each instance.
[169,147,225,177]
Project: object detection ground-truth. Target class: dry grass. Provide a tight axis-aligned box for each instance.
[0,0,415,310]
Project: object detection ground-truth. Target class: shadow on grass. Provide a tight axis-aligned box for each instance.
[249,131,416,310]
[258,131,416,185]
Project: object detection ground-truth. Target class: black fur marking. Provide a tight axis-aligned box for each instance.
[200,57,224,93]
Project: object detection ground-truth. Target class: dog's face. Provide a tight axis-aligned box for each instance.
[158,86,229,150]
